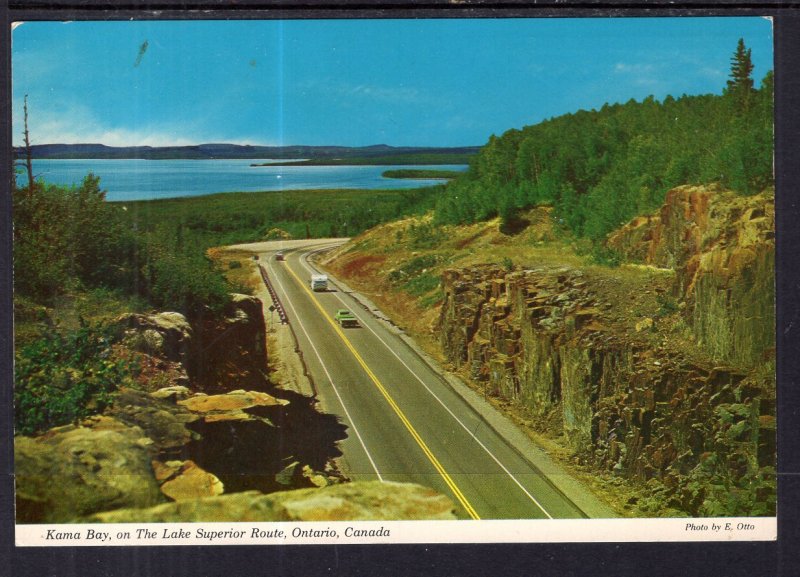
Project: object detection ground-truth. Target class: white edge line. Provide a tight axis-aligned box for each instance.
[264,251,384,482]
[299,249,554,519]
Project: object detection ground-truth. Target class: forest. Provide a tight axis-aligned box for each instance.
[435,41,773,242]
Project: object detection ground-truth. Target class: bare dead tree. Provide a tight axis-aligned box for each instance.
[23,94,34,192]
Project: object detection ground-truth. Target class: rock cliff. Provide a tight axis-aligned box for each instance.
[608,185,774,367]
[437,186,775,515]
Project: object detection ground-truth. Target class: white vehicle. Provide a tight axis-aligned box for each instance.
[310,274,329,292]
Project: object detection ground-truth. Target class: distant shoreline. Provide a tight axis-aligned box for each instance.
[17,143,480,162]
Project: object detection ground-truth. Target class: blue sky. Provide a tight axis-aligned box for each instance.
[12,17,773,148]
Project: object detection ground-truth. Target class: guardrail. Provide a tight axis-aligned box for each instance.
[259,264,289,325]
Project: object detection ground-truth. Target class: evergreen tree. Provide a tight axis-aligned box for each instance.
[726,38,755,111]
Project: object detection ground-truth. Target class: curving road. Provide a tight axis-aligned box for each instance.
[255,240,589,520]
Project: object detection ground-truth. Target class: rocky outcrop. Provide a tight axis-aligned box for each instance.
[117,294,268,393]
[608,185,774,366]
[436,186,776,515]
[191,294,269,391]
[15,290,357,523]
[15,417,166,523]
[117,311,193,368]
[85,481,456,523]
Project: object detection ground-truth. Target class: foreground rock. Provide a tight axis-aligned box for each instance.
[85,481,456,522]
[15,417,166,523]
[15,289,352,523]
[178,389,288,423]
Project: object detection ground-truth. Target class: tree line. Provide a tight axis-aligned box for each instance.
[12,172,232,317]
[435,40,773,241]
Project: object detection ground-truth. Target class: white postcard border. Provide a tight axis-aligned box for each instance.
[16,517,777,547]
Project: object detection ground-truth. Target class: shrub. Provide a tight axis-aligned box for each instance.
[589,244,623,267]
[400,254,440,276]
[403,273,440,296]
[14,323,139,435]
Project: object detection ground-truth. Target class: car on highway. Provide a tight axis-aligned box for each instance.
[334,309,359,328]
[310,274,328,291]
[275,252,285,261]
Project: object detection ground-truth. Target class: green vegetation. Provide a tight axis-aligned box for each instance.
[382,169,464,180]
[13,174,233,317]
[13,171,439,434]
[13,172,233,433]
[435,40,773,243]
[117,185,441,247]
[683,401,776,516]
[14,323,139,435]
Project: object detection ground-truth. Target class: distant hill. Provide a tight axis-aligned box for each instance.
[17,143,481,161]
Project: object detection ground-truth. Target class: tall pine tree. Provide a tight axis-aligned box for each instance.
[727,38,755,111]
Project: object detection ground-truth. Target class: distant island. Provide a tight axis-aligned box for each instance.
[381,169,464,179]
[17,143,480,163]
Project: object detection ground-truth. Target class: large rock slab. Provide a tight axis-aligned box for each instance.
[15,418,165,523]
[85,481,456,522]
[178,390,287,423]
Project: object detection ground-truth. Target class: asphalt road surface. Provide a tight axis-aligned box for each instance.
[258,241,588,520]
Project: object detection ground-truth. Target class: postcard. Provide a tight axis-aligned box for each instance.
[10,15,777,547]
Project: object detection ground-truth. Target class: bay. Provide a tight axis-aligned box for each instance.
[27,158,467,202]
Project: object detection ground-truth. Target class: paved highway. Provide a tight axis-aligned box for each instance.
[258,241,587,520]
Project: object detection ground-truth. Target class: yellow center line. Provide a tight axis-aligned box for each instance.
[283,262,480,520]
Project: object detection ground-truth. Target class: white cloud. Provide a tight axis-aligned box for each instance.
[614,62,655,75]
[12,103,272,147]
[299,78,434,106]
[612,62,667,89]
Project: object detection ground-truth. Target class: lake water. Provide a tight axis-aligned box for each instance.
[27,158,467,202]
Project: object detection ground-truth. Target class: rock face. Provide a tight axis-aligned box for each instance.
[117,311,194,367]
[191,294,269,391]
[608,185,775,366]
[117,294,268,393]
[437,186,775,515]
[15,418,165,523]
[85,481,457,523]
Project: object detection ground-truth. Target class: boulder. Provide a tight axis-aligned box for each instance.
[178,390,287,424]
[158,460,224,501]
[109,387,200,451]
[116,311,193,365]
[15,419,165,523]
